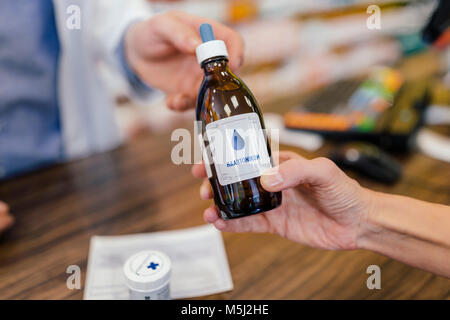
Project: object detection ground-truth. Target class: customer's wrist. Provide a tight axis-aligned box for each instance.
[355,189,385,250]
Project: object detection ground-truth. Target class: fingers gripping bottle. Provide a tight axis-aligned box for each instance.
[196,24,282,220]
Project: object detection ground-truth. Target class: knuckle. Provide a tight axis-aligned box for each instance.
[314,156,332,166]
[348,176,361,190]
[153,11,175,25]
[283,159,304,184]
[167,10,181,18]
[283,158,301,172]
[152,13,165,22]
[149,15,163,29]
[314,157,339,177]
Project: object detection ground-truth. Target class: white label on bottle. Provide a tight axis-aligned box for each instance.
[205,113,272,186]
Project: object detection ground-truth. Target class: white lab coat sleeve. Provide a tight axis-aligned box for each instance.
[91,0,155,101]
[52,0,155,159]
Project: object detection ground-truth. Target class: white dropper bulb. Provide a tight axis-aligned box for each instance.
[196,23,229,65]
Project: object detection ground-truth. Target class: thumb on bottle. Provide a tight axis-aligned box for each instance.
[261,157,339,192]
[260,159,299,192]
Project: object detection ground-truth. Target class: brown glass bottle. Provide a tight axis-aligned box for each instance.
[196,56,282,220]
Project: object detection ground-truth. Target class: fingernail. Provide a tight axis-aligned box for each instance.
[261,167,283,187]
[214,219,226,230]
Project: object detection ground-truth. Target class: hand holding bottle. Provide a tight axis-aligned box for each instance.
[193,151,450,277]
[124,11,244,111]
[193,151,373,250]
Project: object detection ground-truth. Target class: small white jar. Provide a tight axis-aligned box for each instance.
[123,250,171,300]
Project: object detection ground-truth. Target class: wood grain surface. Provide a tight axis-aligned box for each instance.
[0,125,449,299]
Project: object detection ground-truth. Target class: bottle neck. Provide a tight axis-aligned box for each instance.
[201,57,241,92]
[201,57,230,76]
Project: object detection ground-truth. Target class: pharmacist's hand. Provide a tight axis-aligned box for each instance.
[0,201,13,234]
[124,11,244,111]
[192,152,375,250]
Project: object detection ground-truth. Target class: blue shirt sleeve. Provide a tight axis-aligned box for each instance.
[116,29,153,98]
[0,0,63,180]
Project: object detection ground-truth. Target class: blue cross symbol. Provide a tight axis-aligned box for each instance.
[147,262,159,270]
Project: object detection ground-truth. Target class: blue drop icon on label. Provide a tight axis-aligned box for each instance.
[232,129,245,151]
